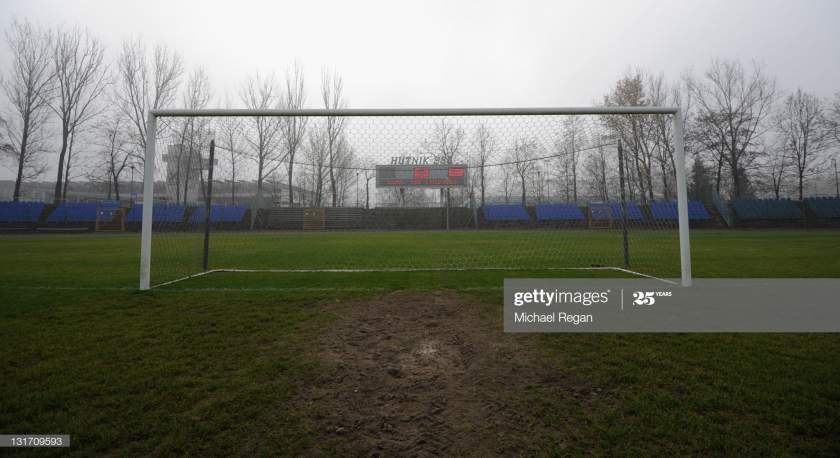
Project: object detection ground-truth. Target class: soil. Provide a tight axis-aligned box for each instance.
[296,291,598,456]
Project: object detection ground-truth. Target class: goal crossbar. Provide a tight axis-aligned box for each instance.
[151,106,680,118]
[139,106,692,290]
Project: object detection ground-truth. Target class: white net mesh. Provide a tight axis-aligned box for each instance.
[144,112,685,286]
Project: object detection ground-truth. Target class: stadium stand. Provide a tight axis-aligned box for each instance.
[589,202,644,220]
[482,204,530,221]
[805,197,840,218]
[125,203,186,223]
[732,199,802,220]
[46,202,99,223]
[188,204,247,224]
[535,203,584,221]
[649,200,711,220]
[0,201,44,223]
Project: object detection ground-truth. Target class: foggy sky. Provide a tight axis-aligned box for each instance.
[2,0,839,110]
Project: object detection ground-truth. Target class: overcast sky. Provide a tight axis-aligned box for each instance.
[2,0,839,109]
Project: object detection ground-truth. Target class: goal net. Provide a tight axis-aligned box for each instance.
[139,108,691,289]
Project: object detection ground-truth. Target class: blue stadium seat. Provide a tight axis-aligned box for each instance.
[732,199,802,220]
[46,202,98,223]
[0,201,44,223]
[482,204,530,221]
[125,203,186,223]
[805,197,840,218]
[649,200,711,220]
[536,203,584,221]
[189,204,247,223]
[589,202,643,220]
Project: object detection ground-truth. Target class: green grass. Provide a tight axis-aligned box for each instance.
[1,229,839,455]
[1,229,838,289]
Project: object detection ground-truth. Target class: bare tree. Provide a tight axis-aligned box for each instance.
[115,38,183,161]
[473,124,494,207]
[218,95,244,204]
[60,122,93,199]
[647,73,684,200]
[500,164,514,203]
[48,26,109,202]
[762,143,790,199]
[0,114,8,152]
[97,114,131,200]
[685,59,776,198]
[510,137,537,205]
[425,119,465,207]
[281,63,308,207]
[321,68,347,207]
[175,68,212,204]
[2,20,54,201]
[332,136,356,207]
[305,126,328,206]
[583,138,613,201]
[773,89,831,200]
[240,72,284,224]
[602,70,656,202]
[557,117,587,202]
[361,160,375,209]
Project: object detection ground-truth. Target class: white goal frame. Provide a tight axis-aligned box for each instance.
[139,107,691,290]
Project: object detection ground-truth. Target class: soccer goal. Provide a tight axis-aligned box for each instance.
[138,107,691,289]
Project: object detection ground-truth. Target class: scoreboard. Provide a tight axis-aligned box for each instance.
[376,164,468,188]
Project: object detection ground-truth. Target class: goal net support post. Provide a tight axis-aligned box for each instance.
[138,107,692,290]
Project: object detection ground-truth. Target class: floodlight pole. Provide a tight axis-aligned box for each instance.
[139,113,156,291]
[673,110,692,287]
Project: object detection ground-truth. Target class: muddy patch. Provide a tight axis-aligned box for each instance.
[297,291,596,456]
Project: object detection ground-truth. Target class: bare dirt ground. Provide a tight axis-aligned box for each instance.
[296,291,601,457]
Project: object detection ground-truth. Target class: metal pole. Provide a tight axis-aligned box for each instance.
[445,188,450,230]
[617,140,630,268]
[673,110,692,287]
[153,106,681,118]
[833,158,839,198]
[139,113,156,290]
[202,140,216,271]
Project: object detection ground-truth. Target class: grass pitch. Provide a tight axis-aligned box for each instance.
[1,229,839,455]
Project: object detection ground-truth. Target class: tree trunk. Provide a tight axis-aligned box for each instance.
[183,144,193,206]
[113,171,121,201]
[13,118,30,202]
[54,124,70,202]
[480,166,486,207]
[731,165,741,198]
[798,172,804,201]
[660,161,670,200]
[231,160,236,204]
[287,162,295,207]
[62,132,75,200]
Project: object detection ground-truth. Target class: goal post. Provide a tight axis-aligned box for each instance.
[139,107,691,290]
